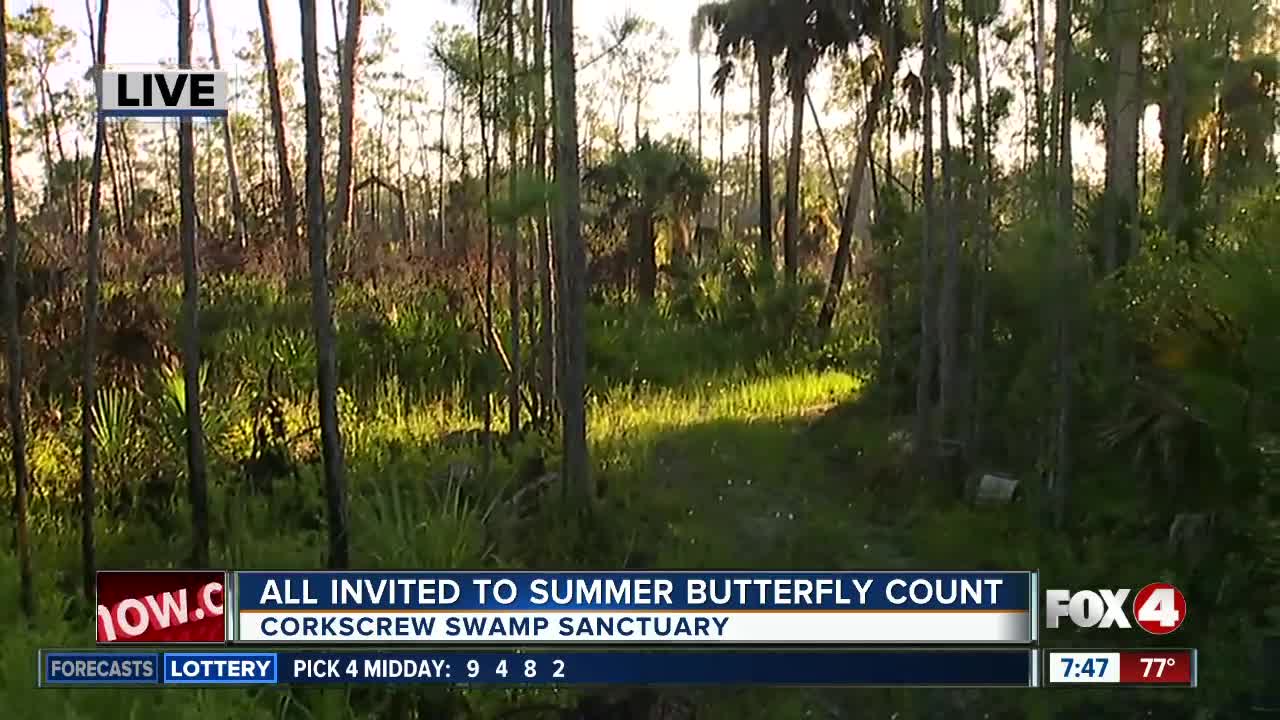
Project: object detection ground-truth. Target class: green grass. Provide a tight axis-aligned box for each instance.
[0,275,1265,718]
[0,362,1258,718]
[0,361,873,718]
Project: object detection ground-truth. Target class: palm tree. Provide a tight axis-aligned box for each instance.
[0,0,35,618]
[689,20,704,163]
[778,0,852,284]
[696,0,784,275]
[689,13,725,253]
[585,136,712,302]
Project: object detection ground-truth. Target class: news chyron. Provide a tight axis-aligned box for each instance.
[96,66,228,120]
[1044,582,1187,635]
[97,571,228,645]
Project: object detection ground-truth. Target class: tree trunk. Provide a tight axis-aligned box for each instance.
[329,0,342,73]
[177,0,210,569]
[632,208,657,302]
[506,0,522,441]
[116,124,137,231]
[42,74,68,170]
[258,0,299,256]
[78,0,109,603]
[633,81,644,146]
[1159,20,1188,246]
[439,72,448,252]
[103,126,125,236]
[696,46,704,162]
[205,0,247,248]
[0,0,35,620]
[745,62,756,228]
[671,211,691,265]
[203,101,216,226]
[550,0,590,503]
[38,79,67,198]
[533,0,555,425]
[754,49,775,274]
[968,5,992,458]
[816,72,887,337]
[549,78,563,399]
[329,0,363,249]
[161,121,178,222]
[34,78,56,210]
[880,7,899,402]
[936,0,961,442]
[53,76,81,238]
[1100,0,1141,377]
[915,0,938,476]
[1051,0,1076,528]
[477,0,496,472]
[257,82,268,193]
[1103,0,1140,273]
[716,79,726,238]
[301,0,349,569]
[782,71,805,284]
[1033,0,1048,184]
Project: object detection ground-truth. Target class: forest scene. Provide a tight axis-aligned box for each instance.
[0,0,1278,716]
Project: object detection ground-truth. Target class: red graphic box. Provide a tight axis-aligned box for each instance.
[96,570,227,644]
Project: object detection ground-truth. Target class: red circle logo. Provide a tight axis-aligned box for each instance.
[1132,583,1187,635]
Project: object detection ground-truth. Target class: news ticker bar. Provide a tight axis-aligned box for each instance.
[97,570,1037,645]
[42,649,1039,688]
[44,648,1199,688]
[39,648,1202,688]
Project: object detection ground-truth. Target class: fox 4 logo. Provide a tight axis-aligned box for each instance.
[1045,582,1186,635]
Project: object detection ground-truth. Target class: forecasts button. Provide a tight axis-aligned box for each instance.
[44,652,160,685]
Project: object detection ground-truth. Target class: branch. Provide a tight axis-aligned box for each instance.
[806,92,844,216]
[470,284,514,374]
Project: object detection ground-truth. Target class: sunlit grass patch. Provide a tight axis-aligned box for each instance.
[584,371,866,569]
[591,370,859,446]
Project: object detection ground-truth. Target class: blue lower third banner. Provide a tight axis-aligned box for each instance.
[233,571,1035,644]
[40,650,1035,687]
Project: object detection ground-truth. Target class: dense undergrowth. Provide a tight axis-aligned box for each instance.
[0,212,1275,718]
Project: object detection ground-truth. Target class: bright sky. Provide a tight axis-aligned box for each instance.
[17,0,1127,187]
[28,0,702,69]
[19,0,769,176]
[27,0,717,123]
